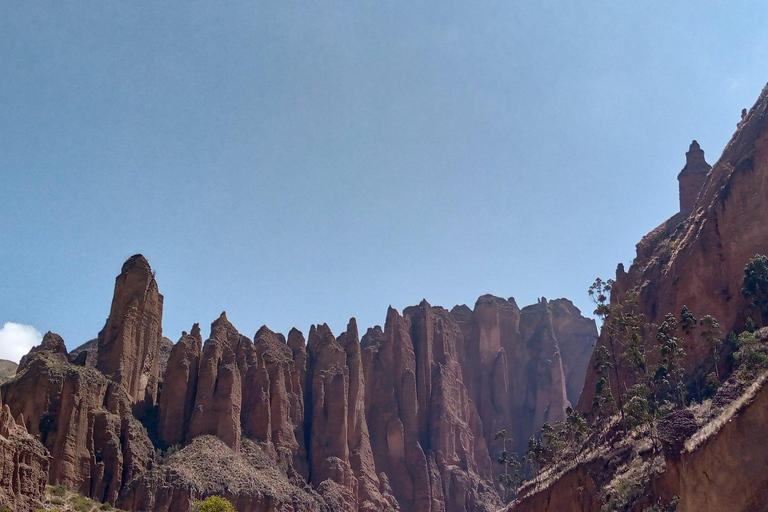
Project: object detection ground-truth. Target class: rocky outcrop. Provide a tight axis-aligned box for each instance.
[307,321,395,512]
[0,253,595,512]
[1,331,155,503]
[0,361,18,385]
[0,393,49,512]
[187,313,245,451]
[158,326,202,448]
[579,83,768,412]
[677,140,712,214]
[97,254,164,411]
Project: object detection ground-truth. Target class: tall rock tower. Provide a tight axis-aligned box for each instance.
[678,140,711,214]
[97,254,164,412]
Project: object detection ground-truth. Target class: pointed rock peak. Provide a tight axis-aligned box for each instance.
[41,331,67,353]
[419,299,431,308]
[19,331,68,371]
[255,325,276,339]
[120,254,153,276]
[346,318,359,339]
[211,312,234,331]
[307,323,339,351]
[288,328,306,352]
[15,413,25,429]
[191,323,201,339]
[451,303,471,314]
[361,325,384,349]
[683,139,710,171]
[385,306,402,323]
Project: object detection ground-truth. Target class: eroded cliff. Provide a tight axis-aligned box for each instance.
[0,254,595,512]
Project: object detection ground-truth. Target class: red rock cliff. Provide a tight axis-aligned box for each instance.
[579,82,768,412]
[1,254,596,512]
[97,254,164,411]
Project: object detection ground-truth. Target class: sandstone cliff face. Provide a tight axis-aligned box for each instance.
[0,393,49,512]
[149,298,590,512]
[1,332,155,504]
[158,326,202,448]
[97,254,164,411]
[451,296,596,457]
[579,83,768,412]
[0,254,596,512]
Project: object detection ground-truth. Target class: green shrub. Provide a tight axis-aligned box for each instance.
[73,495,94,512]
[49,483,67,497]
[100,503,114,510]
[193,495,237,512]
[51,497,65,505]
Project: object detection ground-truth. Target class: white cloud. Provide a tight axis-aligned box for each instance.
[0,322,43,363]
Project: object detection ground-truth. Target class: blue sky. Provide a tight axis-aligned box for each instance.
[2,2,767,359]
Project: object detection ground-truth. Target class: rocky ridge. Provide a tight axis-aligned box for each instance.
[510,83,768,512]
[0,255,595,512]
[579,82,768,413]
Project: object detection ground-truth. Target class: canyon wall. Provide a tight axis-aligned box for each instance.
[579,83,768,412]
[0,255,595,512]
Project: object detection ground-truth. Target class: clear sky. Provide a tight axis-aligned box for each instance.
[2,2,768,360]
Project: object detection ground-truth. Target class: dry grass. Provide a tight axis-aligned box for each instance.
[685,370,768,453]
[36,485,128,512]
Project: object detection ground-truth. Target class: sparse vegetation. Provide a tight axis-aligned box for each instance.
[192,495,237,512]
[642,495,679,511]
[41,485,128,512]
[494,429,527,502]
[742,254,768,319]
[516,279,741,510]
[49,484,67,497]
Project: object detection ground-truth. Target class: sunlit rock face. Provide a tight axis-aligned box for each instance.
[97,254,164,412]
[580,83,768,414]
[0,253,595,512]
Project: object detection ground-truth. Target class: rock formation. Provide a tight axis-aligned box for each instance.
[0,361,17,385]
[0,391,49,512]
[677,140,712,214]
[579,83,768,412]
[1,331,155,503]
[0,252,595,512]
[451,296,596,456]
[158,326,202,448]
[97,254,164,411]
